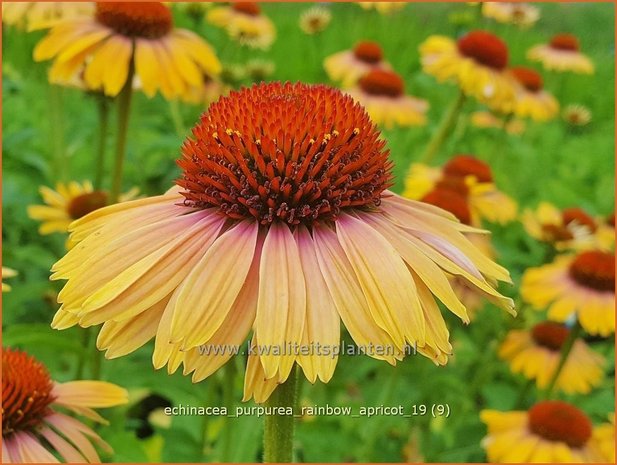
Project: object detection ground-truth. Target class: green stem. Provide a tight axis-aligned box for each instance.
[91,339,103,380]
[543,322,581,398]
[109,53,135,204]
[419,89,466,163]
[263,365,299,463]
[514,379,534,409]
[218,362,236,462]
[94,96,110,190]
[74,328,91,379]
[49,84,67,180]
[169,99,185,138]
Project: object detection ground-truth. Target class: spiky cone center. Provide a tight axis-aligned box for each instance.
[353,41,384,64]
[443,155,493,183]
[562,207,597,232]
[528,401,592,447]
[232,2,261,16]
[531,322,570,351]
[358,69,405,97]
[177,82,393,226]
[421,188,471,225]
[510,66,543,93]
[569,251,615,292]
[2,348,55,437]
[550,34,580,52]
[67,191,108,219]
[457,30,508,70]
[96,2,172,39]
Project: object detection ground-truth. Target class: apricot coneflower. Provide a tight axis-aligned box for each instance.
[470,110,525,135]
[299,5,331,35]
[51,82,513,403]
[562,103,592,127]
[509,66,559,121]
[481,401,614,462]
[522,203,599,251]
[207,2,275,50]
[527,33,594,74]
[33,2,221,99]
[27,181,138,236]
[2,2,93,30]
[2,347,127,463]
[324,40,392,88]
[347,69,428,129]
[404,155,518,225]
[521,251,615,336]
[499,321,604,394]
[2,267,18,293]
[420,30,516,113]
[481,2,540,28]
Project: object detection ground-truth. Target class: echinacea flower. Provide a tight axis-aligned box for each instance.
[420,30,516,113]
[470,110,525,135]
[527,34,594,74]
[2,347,128,463]
[2,2,93,30]
[27,181,138,236]
[522,203,600,251]
[207,2,276,50]
[324,40,392,88]
[34,2,221,99]
[299,5,331,35]
[509,66,559,121]
[562,103,592,127]
[481,2,540,28]
[356,2,407,15]
[50,82,514,403]
[347,69,428,129]
[481,401,614,462]
[499,321,604,394]
[404,155,518,225]
[2,267,18,292]
[521,251,615,336]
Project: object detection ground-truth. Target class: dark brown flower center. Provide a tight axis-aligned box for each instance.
[353,41,384,64]
[232,2,261,16]
[177,82,392,226]
[562,207,597,232]
[67,191,108,220]
[443,155,493,183]
[510,66,543,92]
[2,348,55,437]
[569,251,615,292]
[531,322,570,351]
[358,69,404,97]
[96,2,172,39]
[550,33,580,52]
[528,401,592,448]
[457,30,508,70]
[421,188,471,225]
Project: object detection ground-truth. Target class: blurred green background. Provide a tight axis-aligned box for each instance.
[2,2,615,462]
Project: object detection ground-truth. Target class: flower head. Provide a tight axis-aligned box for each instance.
[51,82,513,403]
[509,66,559,121]
[404,155,518,225]
[34,2,221,98]
[2,267,18,293]
[481,401,614,462]
[562,103,592,127]
[482,2,540,28]
[207,2,276,50]
[522,251,615,336]
[324,40,392,88]
[347,69,428,128]
[470,110,525,135]
[2,347,127,462]
[499,321,604,394]
[527,33,594,74]
[420,31,516,112]
[299,5,331,35]
[356,2,407,15]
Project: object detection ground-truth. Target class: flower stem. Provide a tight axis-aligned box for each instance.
[543,322,581,398]
[169,99,186,138]
[419,89,466,163]
[109,55,135,204]
[263,365,298,463]
[218,361,236,461]
[49,84,67,180]
[94,96,110,190]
